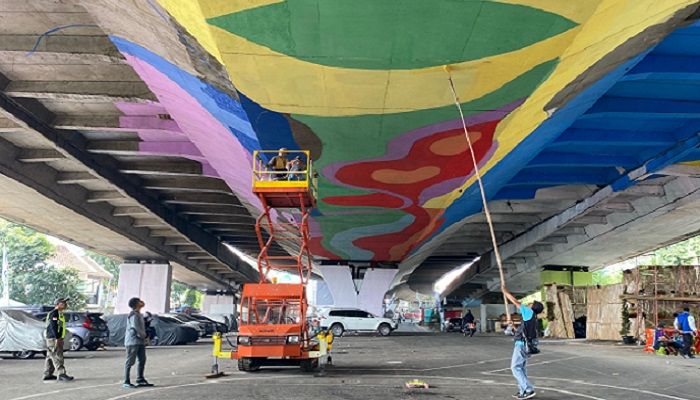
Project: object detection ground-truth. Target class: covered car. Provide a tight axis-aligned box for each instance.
[105,314,199,346]
[0,310,71,359]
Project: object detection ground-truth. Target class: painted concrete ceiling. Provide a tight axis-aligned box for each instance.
[98,0,700,265]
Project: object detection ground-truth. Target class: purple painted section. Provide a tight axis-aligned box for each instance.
[121,53,262,210]
[138,142,204,158]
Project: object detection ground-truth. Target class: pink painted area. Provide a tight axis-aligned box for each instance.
[122,53,262,210]
[139,141,203,158]
[115,102,169,116]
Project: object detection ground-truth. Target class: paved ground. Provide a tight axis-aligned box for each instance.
[2,331,699,400]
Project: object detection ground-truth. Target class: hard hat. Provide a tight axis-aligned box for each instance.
[54,297,69,305]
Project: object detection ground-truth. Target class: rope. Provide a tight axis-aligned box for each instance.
[443,65,511,323]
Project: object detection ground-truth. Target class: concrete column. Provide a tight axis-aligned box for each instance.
[202,293,236,315]
[480,303,487,333]
[115,262,172,314]
[317,266,398,317]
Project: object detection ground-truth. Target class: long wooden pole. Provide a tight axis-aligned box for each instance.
[443,66,510,322]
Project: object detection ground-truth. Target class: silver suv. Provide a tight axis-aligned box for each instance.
[319,308,398,337]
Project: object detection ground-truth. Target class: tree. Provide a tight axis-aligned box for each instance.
[184,288,203,309]
[86,251,120,281]
[0,218,87,309]
[14,264,88,310]
[171,281,189,308]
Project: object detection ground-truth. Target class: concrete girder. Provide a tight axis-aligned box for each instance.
[53,115,121,130]
[193,215,255,225]
[17,148,64,162]
[164,238,193,246]
[5,80,155,103]
[56,171,97,184]
[0,35,119,56]
[119,160,203,176]
[658,164,700,177]
[132,219,167,228]
[142,177,233,194]
[161,193,242,206]
[86,190,123,203]
[112,206,150,217]
[538,236,569,244]
[486,200,574,214]
[623,184,666,197]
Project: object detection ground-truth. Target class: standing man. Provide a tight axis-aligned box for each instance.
[674,306,697,359]
[503,286,544,399]
[43,298,74,382]
[267,148,289,180]
[123,297,153,388]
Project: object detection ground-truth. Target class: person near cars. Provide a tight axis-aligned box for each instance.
[43,297,74,382]
[144,312,158,346]
[463,309,476,337]
[503,286,544,400]
[123,297,153,388]
[674,306,697,359]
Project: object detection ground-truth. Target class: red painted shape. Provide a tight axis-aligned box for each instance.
[329,119,498,261]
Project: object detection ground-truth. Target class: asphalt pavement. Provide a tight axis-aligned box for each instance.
[1,330,698,400]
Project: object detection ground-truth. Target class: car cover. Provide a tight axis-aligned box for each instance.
[0,310,45,352]
[105,314,198,346]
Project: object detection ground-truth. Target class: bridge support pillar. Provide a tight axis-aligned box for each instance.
[202,292,237,315]
[115,262,172,314]
[317,265,398,317]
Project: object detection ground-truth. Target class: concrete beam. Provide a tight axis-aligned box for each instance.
[624,184,666,197]
[142,177,233,194]
[86,191,123,203]
[164,237,192,246]
[119,160,203,176]
[192,215,255,225]
[658,164,700,177]
[112,206,150,217]
[17,148,63,162]
[0,35,120,56]
[132,219,166,228]
[5,80,156,102]
[161,193,242,206]
[53,114,120,130]
[56,171,97,184]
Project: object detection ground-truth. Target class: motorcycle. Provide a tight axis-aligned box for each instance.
[462,322,476,337]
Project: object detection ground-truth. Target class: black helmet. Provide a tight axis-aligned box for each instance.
[54,297,69,305]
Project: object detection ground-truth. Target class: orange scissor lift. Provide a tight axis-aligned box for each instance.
[212,150,331,372]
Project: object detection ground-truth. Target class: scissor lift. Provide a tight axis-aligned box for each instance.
[211,150,331,373]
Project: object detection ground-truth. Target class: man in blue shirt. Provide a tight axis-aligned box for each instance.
[503,287,544,399]
[674,306,697,359]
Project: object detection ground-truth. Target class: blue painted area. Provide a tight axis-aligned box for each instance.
[417,19,700,253]
[239,93,299,157]
[109,36,261,154]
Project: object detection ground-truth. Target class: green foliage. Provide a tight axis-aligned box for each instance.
[14,265,88,310]
[171,281,189,307]
[650,236,700,265]
[592,269,623,286]
[86,251,120,280]
[184,288,203,309]
[0,219,87,309]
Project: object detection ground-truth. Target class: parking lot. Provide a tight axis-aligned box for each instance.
[2,331,698,400]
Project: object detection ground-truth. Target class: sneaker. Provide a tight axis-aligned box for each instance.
[136,380,154,387]
[123,382,137,389]
[42,375,57,381]
[58,374,74,382]
[522,391,536,399]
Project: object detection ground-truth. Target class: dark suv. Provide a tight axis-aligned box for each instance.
[36,311,109,351]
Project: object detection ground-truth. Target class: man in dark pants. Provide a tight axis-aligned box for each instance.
[503,287,544,399]
[123,297,153,388]
[43,298,74,382]
[674,306,697,359]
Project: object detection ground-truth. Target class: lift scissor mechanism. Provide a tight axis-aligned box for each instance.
[211,150,333,373]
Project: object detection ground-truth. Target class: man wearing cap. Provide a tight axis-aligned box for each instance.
[267,148,289,181]
[43,298,74,382]
[123,297,153,388]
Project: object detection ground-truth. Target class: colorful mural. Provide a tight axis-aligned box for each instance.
[110,0,699,264]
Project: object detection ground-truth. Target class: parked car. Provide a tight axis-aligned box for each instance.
[319,308,398,337]
[35,311,109,351]
[189,314,228,334]
[162,313,207,337]
[105,314,199,346]
[0,310,72,359]
[445,317,463,332]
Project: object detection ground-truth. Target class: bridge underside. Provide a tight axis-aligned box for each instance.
[1,1,700,297]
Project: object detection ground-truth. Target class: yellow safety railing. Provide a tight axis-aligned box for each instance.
[252,150,317,194]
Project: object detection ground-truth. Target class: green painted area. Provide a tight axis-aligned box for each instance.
[541,270,592,286]
[207,0,576,70]
[299,60,558,256]
[318,211,409,258]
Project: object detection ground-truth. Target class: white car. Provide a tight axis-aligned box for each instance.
[319,308,398,337]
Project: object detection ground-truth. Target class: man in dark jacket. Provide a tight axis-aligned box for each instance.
[503,287,544,399]
[123,297,153,388]
[43,298,74,382]
[463,309,476,337]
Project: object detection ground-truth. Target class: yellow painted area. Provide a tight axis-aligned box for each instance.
[156,0,224,63]
[497,0,601,22]
[198,0,282,19]
[424,0,699,208]
[209,25,580,115]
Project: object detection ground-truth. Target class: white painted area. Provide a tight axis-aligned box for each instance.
[202,294,234,315]
[358,268,398,317]
[318,265,358,308]
[115,263,172,314]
